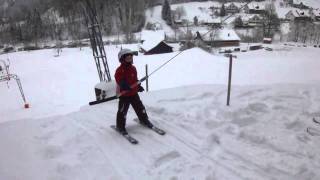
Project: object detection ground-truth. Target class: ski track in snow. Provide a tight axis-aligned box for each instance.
[1,85,320,179]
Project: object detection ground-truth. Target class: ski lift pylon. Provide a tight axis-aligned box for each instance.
[0,59,29,109]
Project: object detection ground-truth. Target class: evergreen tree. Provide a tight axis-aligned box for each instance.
[162,0,172,25]
[0,0,164,44]
[220,4,226,17]
[193,16,198,26]
[234,16,243,28]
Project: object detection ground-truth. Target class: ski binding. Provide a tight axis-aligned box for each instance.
[133,118,166,135]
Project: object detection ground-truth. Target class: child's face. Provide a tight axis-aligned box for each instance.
[124,54,133,63]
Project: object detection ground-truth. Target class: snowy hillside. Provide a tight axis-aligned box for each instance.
[2,44,320,122]
[145,0,320,32]
[1,43,320,179]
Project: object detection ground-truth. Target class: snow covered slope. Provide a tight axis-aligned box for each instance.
[1,84,320,180]
[1,44,320,123]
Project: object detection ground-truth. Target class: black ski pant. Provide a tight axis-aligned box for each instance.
[116,94,152,131]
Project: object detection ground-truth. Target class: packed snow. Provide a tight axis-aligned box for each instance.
[1,43,320,179]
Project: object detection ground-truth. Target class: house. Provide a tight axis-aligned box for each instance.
[146,22,163,31]
[285,10,312,22]
[248,15,263,26]
[292,2,309,9]
[173,19,190,27]
[310,9,320,21]
[202,18,222,28]
[225,3,240,14]
[140,41,173,55]
[139,30,173,55]
[173,19,183,26]
[263,37,272,44]
[0,17,9,24]
[152,22,163,30]
[195,29,241,47]
[244,4,266,14]
[292,0,309,9]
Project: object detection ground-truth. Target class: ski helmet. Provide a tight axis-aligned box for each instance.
[118,49,138,62]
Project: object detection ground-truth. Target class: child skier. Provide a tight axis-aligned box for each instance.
[114,48,154,135]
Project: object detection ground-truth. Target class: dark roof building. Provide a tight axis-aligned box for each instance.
[244,4,266,14]
[139,30,173,55]
[140,41,173,55]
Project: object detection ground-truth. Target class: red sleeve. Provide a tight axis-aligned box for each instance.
[114,67,123,84]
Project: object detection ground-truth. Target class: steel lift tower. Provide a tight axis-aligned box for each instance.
[0,60,29,108]
[82,0,111,82]
[82,0,116,100]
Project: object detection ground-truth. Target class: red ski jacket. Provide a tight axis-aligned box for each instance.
[115,63,139,96]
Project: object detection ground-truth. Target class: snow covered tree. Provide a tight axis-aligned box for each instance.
[234,16,243,28]
[116,0,146,43]
[220,4,226,17]
[24,8,43,46]
[193,16,198,26]
[174,6,186,20]
[54,40,63,57]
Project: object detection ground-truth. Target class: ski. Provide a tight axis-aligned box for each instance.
[133,118,166,135]
[313,117,320,124]
[307,127,320,136]
[110,125,139,144]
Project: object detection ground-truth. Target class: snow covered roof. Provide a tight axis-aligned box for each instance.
[247,3,265,10]
[197,28,240,41]
[311,9,320,16]
[215,29,240,41]
[293,0,307,5]
[205,18,222,24]
[239,14,259,21]
[263,37,272,41]
[287,9,311,17]
[139,30,166,51]
[250,14,262,20]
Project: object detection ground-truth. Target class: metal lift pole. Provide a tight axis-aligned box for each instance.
[0,60,29,108]
[82,0,111,82]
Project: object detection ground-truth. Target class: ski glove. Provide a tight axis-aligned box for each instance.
[138,85,144,92]
[119,79,131,91]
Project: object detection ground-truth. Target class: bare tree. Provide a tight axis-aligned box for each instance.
[174,6,186,20]
[262,3,280,38]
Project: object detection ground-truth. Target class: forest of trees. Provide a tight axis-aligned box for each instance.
[1,0,320,47]
[0,0,214,46]
[288,21,320,44]
[0,0,152,45]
